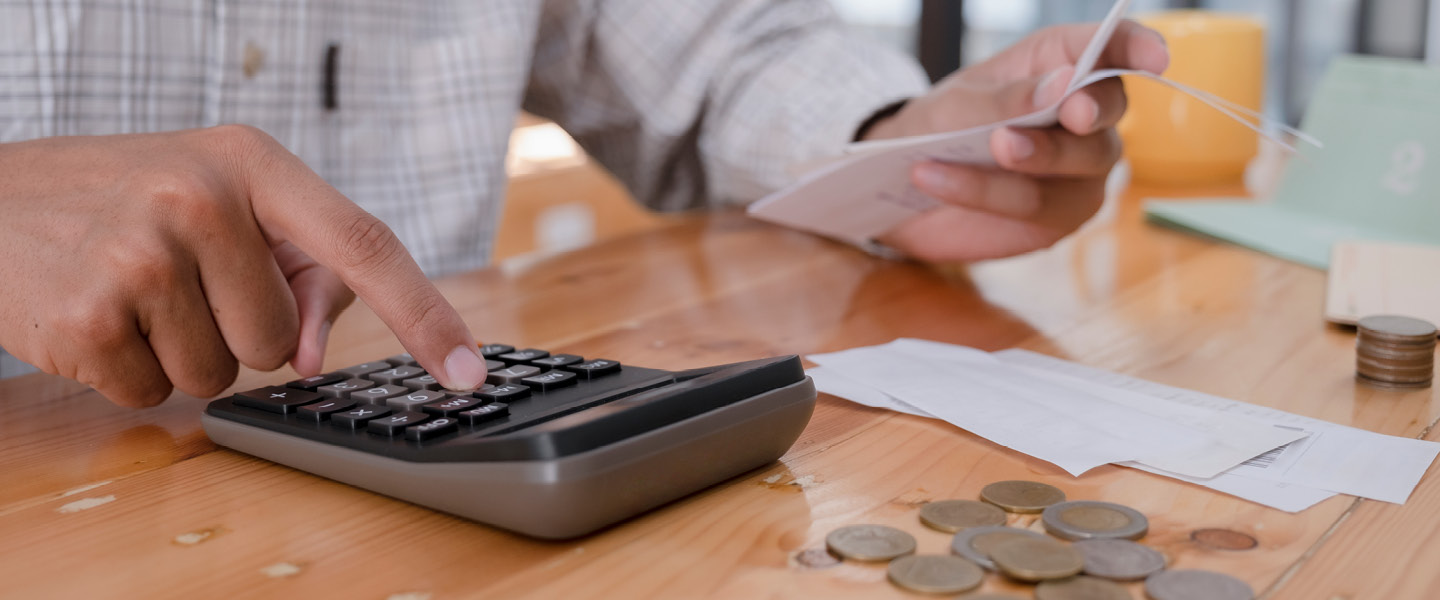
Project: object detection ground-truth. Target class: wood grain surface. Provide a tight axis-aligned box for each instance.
[1,180,1436,599]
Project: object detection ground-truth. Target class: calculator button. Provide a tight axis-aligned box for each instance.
[479,344,514,359]
[387,389,446,411]
[330,405,392,429]
[532,354,583,369]
[421,396,488,417]
[499,349,550,363]
[318,378,377,398]
[367,411,429,436]
[485,359,506,371]
[458,403,509,425]
[565,359,621,379]
[286,372,347,391]
[386,353,419,367]
[234,387,323,414]
[338,361,393,377]
[405,417,459,441]
[366,365,426,385]
[521,370,577,392]
[475,383,530,402]
[353,384,409,404]
[401,374,442,391]
[297,399,357,421]
[487,365,541,384]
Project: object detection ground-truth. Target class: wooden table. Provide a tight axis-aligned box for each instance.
[2,182,1437,599]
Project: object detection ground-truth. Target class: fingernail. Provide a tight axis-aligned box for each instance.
[1033,68,1070,108]
[1004,129,1035,162]
[914,163,952,195]
[442,345,487,390]
[1084,100,1101,130]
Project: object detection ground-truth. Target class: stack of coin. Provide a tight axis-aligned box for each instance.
[1356,315,1437,389]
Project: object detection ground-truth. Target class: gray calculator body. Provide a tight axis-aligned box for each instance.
[202,353,814,539]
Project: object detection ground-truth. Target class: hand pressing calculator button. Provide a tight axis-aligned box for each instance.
[203,345,815,539]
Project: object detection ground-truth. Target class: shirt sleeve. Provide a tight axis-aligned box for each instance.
[523,0,930,212]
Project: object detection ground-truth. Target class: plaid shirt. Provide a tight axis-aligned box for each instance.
[0,0,928,377]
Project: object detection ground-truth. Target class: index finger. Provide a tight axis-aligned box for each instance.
[978,20,1170,82]
[234,129,489,391]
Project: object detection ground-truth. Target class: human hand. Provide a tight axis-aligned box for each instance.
[861,20,1169,261]
[0,126,489,406]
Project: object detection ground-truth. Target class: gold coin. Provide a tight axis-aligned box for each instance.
[1036,575,1131,600]
[988,537,1084,582]
[887,554,984,595]
[980,481,1066,513]
[825,524,917,562]
[920,500,1008,533]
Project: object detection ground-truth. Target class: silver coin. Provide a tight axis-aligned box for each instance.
[1074,539,1166,580]
[1042,501,1149,541]
[1036,575,1131,600]
[1358,315,1438,341]
[826,524,916,562]
[1145,569,1254,600]
[950,525,1050,571]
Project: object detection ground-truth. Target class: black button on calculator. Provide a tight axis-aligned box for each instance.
[233,386,322,414]
[202,345,816,539]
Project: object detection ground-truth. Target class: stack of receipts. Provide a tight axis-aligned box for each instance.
[809,339,1440,512]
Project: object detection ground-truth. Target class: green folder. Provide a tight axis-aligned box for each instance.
[1145,55,1440,269]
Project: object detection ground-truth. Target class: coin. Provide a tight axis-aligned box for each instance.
[980,481,1067,513]
[920,500,1009,533]
[1035,575,1131,600]
[1042,501,1149,541]
[988,537,1084,582]
[950,525,1051,570]
[1145,569,1254,600]
[1357,374,1432,390]
[1074,539,1166,580]
[825,524,917,562]
[1189,528,1257,551]
[887,554,984,595]
[1358,315,1438,341]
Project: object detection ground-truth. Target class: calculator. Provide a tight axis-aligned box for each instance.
[201,344,815,539]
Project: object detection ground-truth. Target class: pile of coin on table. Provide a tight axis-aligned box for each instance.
[1355,315,1436,389]
[823,481,1254,600]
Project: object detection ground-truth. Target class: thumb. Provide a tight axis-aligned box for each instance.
[996,65,1075,119]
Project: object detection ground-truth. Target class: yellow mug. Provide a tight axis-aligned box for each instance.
[1118,11,1266,187]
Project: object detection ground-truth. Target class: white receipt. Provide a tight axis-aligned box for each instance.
[807,339,1304,479]
[747,0,1315,249]
[809,340,1440,511]
[995,349,1440,505]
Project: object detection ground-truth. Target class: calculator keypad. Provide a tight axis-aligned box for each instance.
[367,411,429,436]
[319,378,377,398]
[226,345,621,444]
[332,405,392,428]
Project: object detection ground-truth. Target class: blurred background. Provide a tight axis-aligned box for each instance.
[831,0,1439,125]
[500,0,1439,260]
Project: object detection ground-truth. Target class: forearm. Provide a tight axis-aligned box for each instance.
[524,0,928,211]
